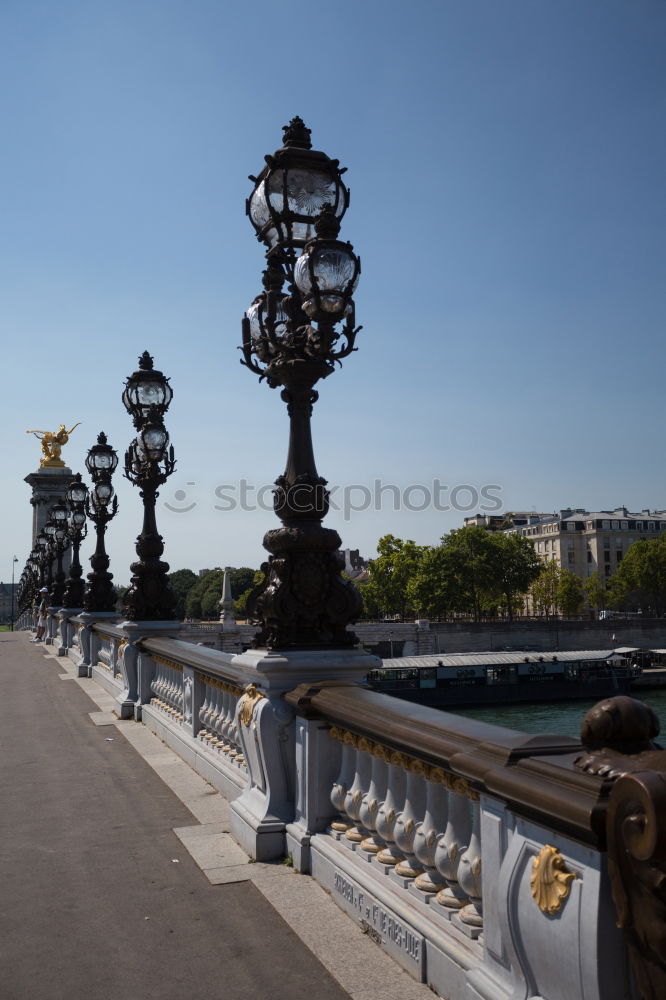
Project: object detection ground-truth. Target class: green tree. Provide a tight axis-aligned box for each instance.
[608,537,666,615]
[366,535,425,619]
[583,571,606,614]
[557,568,584,616]
[407,545,454,619]
[489,533,541,621]
[184,567,260,621]
[439,525,497,621]
[233,570,265,620]
[168,568,198,619]
[529,561,561,618]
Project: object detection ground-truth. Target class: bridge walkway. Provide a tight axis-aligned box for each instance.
[0,632,430,1000]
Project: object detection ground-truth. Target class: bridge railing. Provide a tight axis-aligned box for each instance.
[280,682,632,1000]
[51,624,646,1000]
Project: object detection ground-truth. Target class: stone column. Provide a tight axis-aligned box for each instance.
[25,467,73,573]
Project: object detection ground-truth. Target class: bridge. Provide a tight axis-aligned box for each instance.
[10,605,665,1000]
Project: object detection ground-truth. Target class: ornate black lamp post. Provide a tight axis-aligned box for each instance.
[83,433,119,612]
[62,474,88,608]
[122,353,176,621]
[42,519,57,601]
[49,502,70,607]
[34,532,49,592]
[241,117,363,650]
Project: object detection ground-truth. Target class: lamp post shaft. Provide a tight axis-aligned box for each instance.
[84,521,116,612]
[63,535,84,608]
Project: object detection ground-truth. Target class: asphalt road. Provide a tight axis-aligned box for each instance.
[0,634,349,1000]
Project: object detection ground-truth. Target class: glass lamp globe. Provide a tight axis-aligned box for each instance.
[71,510,86,528]
[94,482,113,505]
[66,475,88,505]
[85,432,119,477]
[122,352,173,425]
[246,295,290,343]
[139,424,168,462]
[52,503,68,524]
[294,208,360,320]
[248,118,349,251]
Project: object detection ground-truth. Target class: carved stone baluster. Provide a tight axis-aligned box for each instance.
[150,664,161,707]
[394,758,427,879]
[435,777,472,910]
[162,666,171,713]
[329,729,356,835]
[164,667,174,713]
[457,791,483,928]
[201,681,216,742]
[343,736,373,845]
[375,752,407,867]
[229,690,244,763]
[218,686,232,753]
[198,682,210,740]
[175,669,183,718]
[212,683,224,740]
[360,743,389,855]
[414,766,448,894]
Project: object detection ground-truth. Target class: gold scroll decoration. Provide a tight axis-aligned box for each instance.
[530,845,576,915]
[238,684,265,727]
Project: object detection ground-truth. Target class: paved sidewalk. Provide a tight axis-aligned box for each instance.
[0,633,432,1000]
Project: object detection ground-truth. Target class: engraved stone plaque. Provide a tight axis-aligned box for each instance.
[332,868,425,978]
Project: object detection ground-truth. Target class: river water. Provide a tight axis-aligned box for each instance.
[451,688,666,739]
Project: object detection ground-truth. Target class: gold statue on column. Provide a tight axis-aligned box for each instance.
[26,423,82,468]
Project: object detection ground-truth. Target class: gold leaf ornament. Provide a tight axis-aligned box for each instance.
[238,684,265,727]
[530,845,576,915]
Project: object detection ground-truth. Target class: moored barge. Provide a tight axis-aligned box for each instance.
[368,649,637,707]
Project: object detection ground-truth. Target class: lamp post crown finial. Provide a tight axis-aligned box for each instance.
[97,431,107,445]
[282,116,311,149]
[138,351,154,371]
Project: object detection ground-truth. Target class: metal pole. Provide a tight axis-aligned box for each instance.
[10,556,17,630]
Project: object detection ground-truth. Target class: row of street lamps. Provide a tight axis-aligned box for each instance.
[17,118,364,651]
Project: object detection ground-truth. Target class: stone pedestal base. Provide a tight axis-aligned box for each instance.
[228,646,380,863]
[116,620,182,720]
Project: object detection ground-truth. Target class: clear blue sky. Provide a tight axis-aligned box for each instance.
[2,0,665,584]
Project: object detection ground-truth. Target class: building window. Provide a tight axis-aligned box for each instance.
[568,550,575,565]
[621,521,628,530]
[612,520,619,529]
[603,537,610,549]
[617,551,623,563]
[587,551,592,563]
[649,522,655,531]
[616,537,623,547]
[637,522,643,531]
[538,542,543,552]
[567,523,576,531]
[602,520,610,529]
[604,551,611,563]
